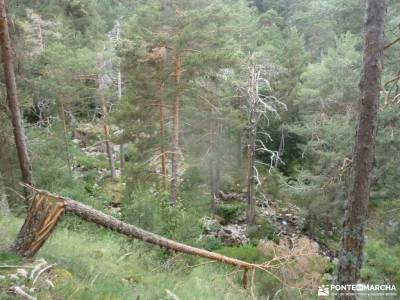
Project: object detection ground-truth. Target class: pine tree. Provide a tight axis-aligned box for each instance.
[336,0,386,297]
[0,0,33,187]
[118,0,255,204]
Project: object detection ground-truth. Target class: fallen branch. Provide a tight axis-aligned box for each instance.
[384,36,400,50]
[116,251,135,263]
[0,265,35,269]
[166,289,180,300]
[32,263,56,285]
[8,286,37,300]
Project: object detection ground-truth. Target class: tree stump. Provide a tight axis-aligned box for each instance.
[13,193,65,257]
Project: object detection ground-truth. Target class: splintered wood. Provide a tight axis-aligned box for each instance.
[13,193,64,257]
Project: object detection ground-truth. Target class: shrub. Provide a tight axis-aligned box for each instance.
[122,186,202,243]
[201,236,224,251]
[217,245,264,263]
[181,165,206,191]
[247,218,277,244]
[361,239,400,286]
[216,203,245,223]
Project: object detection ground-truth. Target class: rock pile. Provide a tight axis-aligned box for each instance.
[200,217,249,246]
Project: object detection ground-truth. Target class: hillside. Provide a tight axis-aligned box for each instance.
[1,0,399,299]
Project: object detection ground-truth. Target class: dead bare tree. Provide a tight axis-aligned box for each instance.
[243,62,285,224]
[111,20,126,176]
[235,87,244,178]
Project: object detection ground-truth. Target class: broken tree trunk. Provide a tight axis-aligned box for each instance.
[13,193,65,257]
[14,184,256,271]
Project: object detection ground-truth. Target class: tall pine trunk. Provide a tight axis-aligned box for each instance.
[58,93,72,176]
[208,116,217,213]
[170,55,181,205]
[159,82,168,191]
[117,64,125,176]
[119,144,125,176]
[102,122,116,179]
[336,0,386,298]
[98,80,116,179]
[0,1,32,186]
[235,88,243,182]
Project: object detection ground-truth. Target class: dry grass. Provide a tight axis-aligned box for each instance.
[258,236,326,298]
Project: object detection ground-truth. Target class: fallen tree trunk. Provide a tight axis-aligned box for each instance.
[15,184,256,271]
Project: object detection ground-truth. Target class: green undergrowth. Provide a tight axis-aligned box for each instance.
[360,199,400,289]
[0,216,265,300]
[216,202,245,224]
[217,245,264,263]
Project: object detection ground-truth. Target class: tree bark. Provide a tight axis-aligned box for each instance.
[209,160,217,213]
[236,88,243,177]
[119,144,125,176]
[117,62,125,177]
[0,175,9,216]
[170,55,181,205]
[102,122,116,179]
[215,122,222,196]
[98,79,116,179]
[159,81,168,191]
[58,94,72,176]
[16,185,256,271]
[246,115,256,225]
[336,1,387,299]
[0,1,33,186]
[208,104,218,213]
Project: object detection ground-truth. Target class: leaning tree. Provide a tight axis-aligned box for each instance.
[0,0,33,187]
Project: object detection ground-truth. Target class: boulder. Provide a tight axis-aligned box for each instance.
[201,217,222,233]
